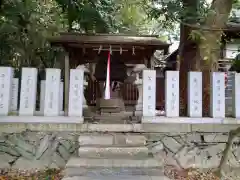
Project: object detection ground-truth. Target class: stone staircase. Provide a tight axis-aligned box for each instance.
[62,134,167,180]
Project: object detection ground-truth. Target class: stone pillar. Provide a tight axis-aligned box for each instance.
[76,64,89,109]
[0,67,13,115]
[132,64,147,113]
[210,72,225,118]
[135,79,143,111]
[19,68,38,116]
[68,69,84,119]
[43,68,61,116]
[142,70,156,118]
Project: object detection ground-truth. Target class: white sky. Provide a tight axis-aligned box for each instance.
[206,0,212,5]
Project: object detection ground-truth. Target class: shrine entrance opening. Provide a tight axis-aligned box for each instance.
[49,33,169,122]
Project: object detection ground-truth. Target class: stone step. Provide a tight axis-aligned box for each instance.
[66,157,163,168]
[78,134,146,146]
[65,157,164,177]
[62,176,170,180]
[78,147,148,158]
[65,167,164,177]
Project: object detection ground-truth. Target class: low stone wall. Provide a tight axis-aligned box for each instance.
[0,125,240,172]
[147,132,240,169]
[0,131,78,169]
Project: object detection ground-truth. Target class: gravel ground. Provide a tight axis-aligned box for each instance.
[0,168,64,180]
[164,165,221,180]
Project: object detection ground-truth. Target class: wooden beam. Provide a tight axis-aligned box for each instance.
[64,53,70,116]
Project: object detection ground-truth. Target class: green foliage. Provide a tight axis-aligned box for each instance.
[0,0,66,68]
[54,0,152,34]
[144,0,217,29]
[230,52,240,72]
[55,0,119,33]
[0,0,161,70]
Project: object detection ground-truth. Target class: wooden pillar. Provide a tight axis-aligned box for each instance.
[64,53,70,116]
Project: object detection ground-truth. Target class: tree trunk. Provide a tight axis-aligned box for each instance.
[178,0,233,116]
[178,0,199,116]
[199,0,233,116]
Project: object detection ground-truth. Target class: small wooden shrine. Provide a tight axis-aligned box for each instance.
[49,33,169,115]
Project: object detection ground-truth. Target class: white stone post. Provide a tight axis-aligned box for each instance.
[142,70,156,120]
[40,80,63,115]
[165,71,179,117]
[0,67,13,115]
[19,68,38,116]
[68,69,84,121]
[11,78,19,111]
[44,68,61,116]
[210,72,225,118]
[188,72,202,117]
[232,73,240,118]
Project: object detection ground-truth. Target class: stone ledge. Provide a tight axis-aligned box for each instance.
[3,116,240,124]
[0,122,239,133]
[0,116,83,123]
[0,117,240,133]
[142,116,240,124]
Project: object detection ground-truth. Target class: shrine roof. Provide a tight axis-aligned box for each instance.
[49,33,170,49]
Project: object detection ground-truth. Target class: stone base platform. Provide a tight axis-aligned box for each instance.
[62,176,170,180]
[0,120,239,179]
[1,118,240,133]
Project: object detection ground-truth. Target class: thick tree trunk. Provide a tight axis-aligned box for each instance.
[178,0,233,116]
[179,0,199,116]
[199,0,233,116]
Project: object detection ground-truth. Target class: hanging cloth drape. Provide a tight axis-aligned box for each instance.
[104,51,111,99]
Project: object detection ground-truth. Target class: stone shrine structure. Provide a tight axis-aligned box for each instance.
[49,34,169,118]
[2,33,240,179]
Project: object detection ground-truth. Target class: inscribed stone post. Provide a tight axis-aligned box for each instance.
[210,72,225,118]
[44,68,61,116]
[165,71,179,117]
[0,67,13,115]
[232,73,240,118]
[142,70,156,118]
[40,80,45,114]
[188,72,202,117]
[68,69,84,119]
[40,80,63,114]
[11,78,19,111]
[19,68,37,116]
